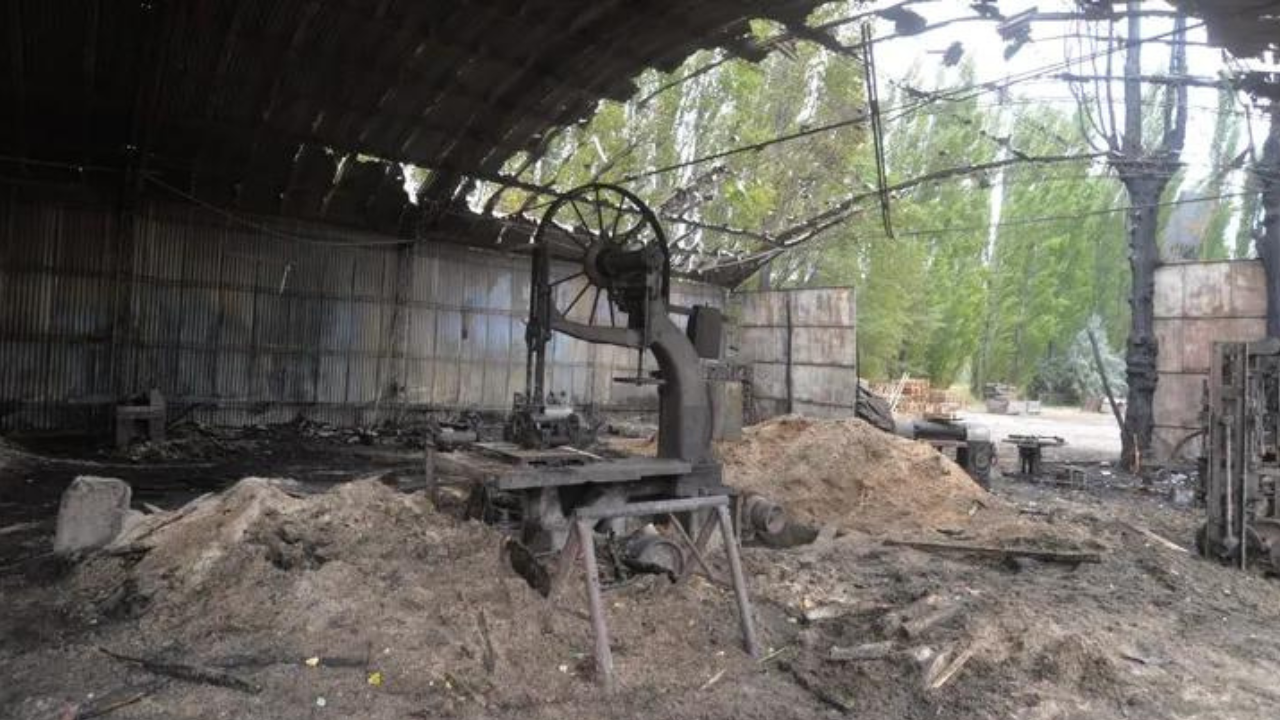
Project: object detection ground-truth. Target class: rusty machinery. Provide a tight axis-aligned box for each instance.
[485,183,760,688]
[1197,338,1280,571]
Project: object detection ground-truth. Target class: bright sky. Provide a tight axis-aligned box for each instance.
[865,0,1275,183]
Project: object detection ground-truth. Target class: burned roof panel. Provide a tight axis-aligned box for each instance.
[2,0,831,283]
[6,0,825,175]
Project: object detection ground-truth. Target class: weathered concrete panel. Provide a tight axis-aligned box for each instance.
[737,291,787,327]
[1229,262,1267,316]
[1153,264,1185,318]
[733,287,857,421]
[1152,260,1267,462]
[1153,319,1183,373]
[1153,372,1203,428]
[1183,262,1232,317]
[738,327,786,364]
[751,362,788,401]
[792,366,859,408]
[1179,318,1265,373]
[1153,424,1202,463]
[791,288,856,327]
[791,327,856,366]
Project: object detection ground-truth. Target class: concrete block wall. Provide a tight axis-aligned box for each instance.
[734,288,858,420]
[1153,260,1267,461]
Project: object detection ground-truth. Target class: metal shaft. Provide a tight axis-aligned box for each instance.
[715,504,760,658]
[576,520,615,691]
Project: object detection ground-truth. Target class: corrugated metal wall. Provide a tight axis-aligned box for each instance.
[0,191,724,431]
[733,288,858,419]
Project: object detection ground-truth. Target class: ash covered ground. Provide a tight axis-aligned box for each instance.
[2,417,1280,720]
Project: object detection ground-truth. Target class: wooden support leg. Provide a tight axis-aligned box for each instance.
[576,519,614,691]
[716,505,760,659]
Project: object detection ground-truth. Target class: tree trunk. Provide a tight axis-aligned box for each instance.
[1119,176,1166,471]
[1256,106,1280,336]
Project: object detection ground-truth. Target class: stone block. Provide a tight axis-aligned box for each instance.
[54,476,132,555]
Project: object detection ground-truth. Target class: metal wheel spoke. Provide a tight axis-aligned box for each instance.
[594,187,606,238]
[568,201,593,245]
[550,271,584,287]
[565,281,589,314]
[608,198,626,240]
[608,297,617,327]
[589,287,601,325]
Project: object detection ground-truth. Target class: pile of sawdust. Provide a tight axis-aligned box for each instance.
[49,478,801,718]
[718,416,1006,534]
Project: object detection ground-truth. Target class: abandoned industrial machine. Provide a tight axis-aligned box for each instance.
[1197,338,1280,571]
[473,183,761,688]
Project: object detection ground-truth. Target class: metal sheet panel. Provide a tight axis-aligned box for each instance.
[0,194,736,430]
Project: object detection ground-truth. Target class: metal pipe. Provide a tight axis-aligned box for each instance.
[715,505,760,659]
[574,494,728,520]
[576,519,614,691]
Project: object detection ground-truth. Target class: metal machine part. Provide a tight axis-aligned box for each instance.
[506,183,728,553]
[1198,338,1280,571]
[895,418,995,487]
[1002,434,1065,478]
[525,183,717,469]
[743,494,786,537]
[506,391,589,449]
[482,185,757,686]
[622,531,686,579]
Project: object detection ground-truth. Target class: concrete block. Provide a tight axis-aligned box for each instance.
[1153,320,1183,373]
[737,292,787,327]
[1153,424,1202,463]
[1227,260,1267,317]
[751,362,788,402]
[1152,373,1204,433]
[711,381,744,440]
[1153,264,1185,319]
[739,327,786,363]
[1183,263,1231,317]
[54,476,132,555]
[791,327,855,366]
[792,365,859,408]
[791,288,856,327]
[1179,318,1266,373]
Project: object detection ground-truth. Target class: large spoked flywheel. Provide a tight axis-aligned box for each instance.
[531,183,670,329]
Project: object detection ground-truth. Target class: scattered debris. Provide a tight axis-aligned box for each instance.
[98,647,260,694]
[883,538,1103,565]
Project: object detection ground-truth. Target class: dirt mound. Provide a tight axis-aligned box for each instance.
[719,416,1003,534]
[37,478,816,719]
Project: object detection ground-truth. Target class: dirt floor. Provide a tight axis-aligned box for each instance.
[3,418,1280,720]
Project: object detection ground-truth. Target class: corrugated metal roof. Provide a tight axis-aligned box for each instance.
[0,0,827,241]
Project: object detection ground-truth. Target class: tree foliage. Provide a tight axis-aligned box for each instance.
[475,6,1258,398]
